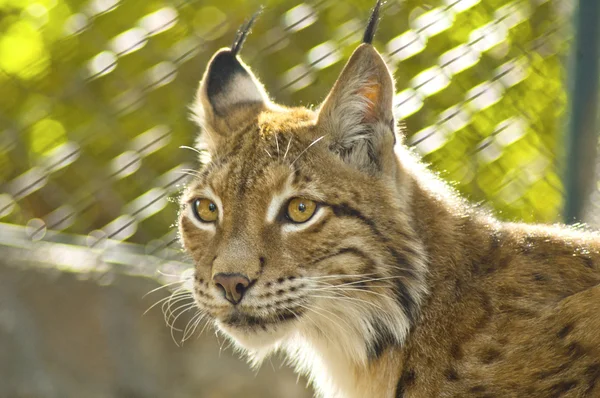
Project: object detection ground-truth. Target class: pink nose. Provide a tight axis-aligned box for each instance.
[213,273,251,305]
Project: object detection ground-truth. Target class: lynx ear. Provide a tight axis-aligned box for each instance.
[317,1,396,173]
[191,12,269,152]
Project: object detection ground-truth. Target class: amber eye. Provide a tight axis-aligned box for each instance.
[192,198,218,222]
[286,197,317,223]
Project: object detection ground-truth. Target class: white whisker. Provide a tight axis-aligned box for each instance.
[283,137,292,160]
[179,145,204,155]
[143,279,186,298]
[290,135,325,167]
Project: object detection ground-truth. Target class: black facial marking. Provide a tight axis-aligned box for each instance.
[445,368,460,381]
[225,308,301,328]
[470,386,487,393]
[548,380,578,396]
[566,342,585,359]
[536,364,570,380]
[394,282,417,325]
[557,323,574,339]
[369,320,397,360]
[259,256,266,273]
[307,246,378,272]
[330,203,420,322]
[306,214,331,234]
[584,364,600,394]
[479,348,502,364]
[395,368,416,398]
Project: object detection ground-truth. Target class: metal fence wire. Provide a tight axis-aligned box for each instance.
[0,0,574,250]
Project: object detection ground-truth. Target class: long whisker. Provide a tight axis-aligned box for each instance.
[143,279,186,298]
[302,272,379,280]
[311,282,391,291]
[157,269,193,278]
[197,316,215,338]
[177,170,203,179]
[188,312,210,341]
[179,168,203,176]
[167,302,198,344]
[302,301,353,331]
[144,291,190,315]
[290,135,325,167]
[182,310,206,343]
[294,304,337,343]
[308,293,385,312]
[162,290,194,320]
[313,275,410,288]
[162,294,193,320]
[179,145,204,155]
[283,137,292,160]
[165,301,196,327]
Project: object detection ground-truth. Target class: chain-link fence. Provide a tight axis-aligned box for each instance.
[0,0,575,251]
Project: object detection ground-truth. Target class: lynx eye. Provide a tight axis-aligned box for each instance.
[192,198,218,222]
[286,198,317,223]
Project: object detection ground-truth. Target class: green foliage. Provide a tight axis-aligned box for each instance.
[0,0,570,242]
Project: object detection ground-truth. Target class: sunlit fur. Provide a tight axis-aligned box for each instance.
[178,40,600,398]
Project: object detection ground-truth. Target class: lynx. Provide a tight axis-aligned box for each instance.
[178,2,600,397]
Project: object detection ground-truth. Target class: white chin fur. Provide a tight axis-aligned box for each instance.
[215,319,295,352]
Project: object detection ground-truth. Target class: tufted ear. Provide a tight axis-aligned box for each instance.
[191,13,269,153]
[317,1,397,174]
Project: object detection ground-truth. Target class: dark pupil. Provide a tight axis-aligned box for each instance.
[208,202,216,212]
[298,202,306,212]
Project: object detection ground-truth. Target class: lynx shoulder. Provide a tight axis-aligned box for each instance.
[178,2,600,397]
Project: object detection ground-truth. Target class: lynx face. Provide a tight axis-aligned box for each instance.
[178,9,427,362]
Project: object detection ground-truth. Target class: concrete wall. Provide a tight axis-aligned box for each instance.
[0,228,311,398]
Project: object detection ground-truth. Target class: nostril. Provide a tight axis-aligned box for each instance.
[235,283,246,295]
[212,273,251,305]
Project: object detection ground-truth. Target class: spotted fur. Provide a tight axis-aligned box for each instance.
[178,4,600,398]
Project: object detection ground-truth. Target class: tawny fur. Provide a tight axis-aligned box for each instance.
[178,24,600,398]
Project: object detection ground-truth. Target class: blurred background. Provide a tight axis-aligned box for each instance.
[0,0,599,396]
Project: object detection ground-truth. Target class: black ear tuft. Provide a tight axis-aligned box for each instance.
[231,7,264,56]
[363,0,384,44]
[205,52,249,112]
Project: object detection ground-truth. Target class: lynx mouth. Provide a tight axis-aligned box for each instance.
[222,308,302,330]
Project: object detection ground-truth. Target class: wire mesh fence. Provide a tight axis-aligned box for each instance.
[0,0,574,251]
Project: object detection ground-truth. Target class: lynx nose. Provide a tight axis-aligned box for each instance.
[213,273,251,305]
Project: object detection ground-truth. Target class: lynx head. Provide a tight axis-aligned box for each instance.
[179,1,428,365]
